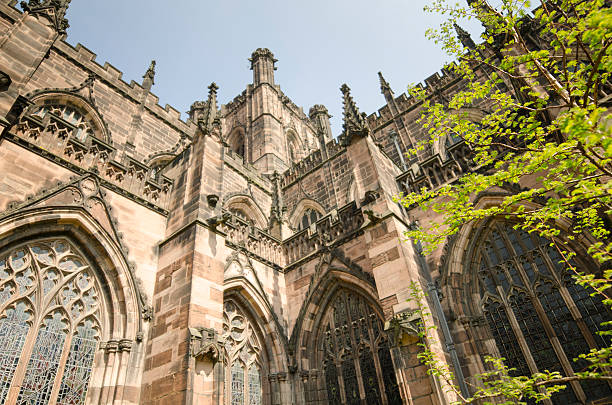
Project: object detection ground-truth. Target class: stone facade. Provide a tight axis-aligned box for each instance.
[0,2,610,405]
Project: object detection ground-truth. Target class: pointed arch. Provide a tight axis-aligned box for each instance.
[227,126,247,163]
[0,207,143,340]
[223,282,288,405]
[28,91,111,143]
[432,107,485,160]
[285,128,304,163]
[0,207,144,405]
[288,198,326,231]
[438,196,612,403]
[291,266,402,405]
[224,194,268,230]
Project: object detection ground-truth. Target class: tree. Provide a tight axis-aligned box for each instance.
[397,0,612,403]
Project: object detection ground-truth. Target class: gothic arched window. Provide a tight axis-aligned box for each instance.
[321,290,402,405]
[299,208,321,231]
[32,103,97,142]
[0,238,103,405]
[228,130,246,163]
[222,299,263,405]
[475,222,611,404]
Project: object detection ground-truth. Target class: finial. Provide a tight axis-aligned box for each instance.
[142,60,156,89]
[340,83,369,140]
[454,23,476,49]
[208,82,219,95]
[378,72,391,92]
[198,82,219,135]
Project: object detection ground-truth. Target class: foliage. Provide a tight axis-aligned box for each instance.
[409,281,612,404]
[397,0,612,263]
[397,0,612,403]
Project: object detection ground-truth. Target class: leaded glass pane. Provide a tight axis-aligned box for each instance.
[0,302,31,403]
[342,357,359,405]
[223,299,263,405]
[231,362,244,405]
[360,351,380,405]
[324,360,341,403]
[17,312,68,405]
[247,366,261,405]
[483,300,529,376]
[57,320,99,405]
[321,290,402,404]
[475,222,612,404]
[378,344,402,405]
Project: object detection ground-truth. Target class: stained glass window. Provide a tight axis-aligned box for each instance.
[475,222,612,403]
[321,290,402,405]
[248,366,261,405]
[222,299,263,405]
[0,239,102,405]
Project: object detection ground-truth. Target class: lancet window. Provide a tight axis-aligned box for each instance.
[321,290,402,405]
[0,238,103,405]
[222,299,263,405]
[299,208,321,231]
[475,222,611,404]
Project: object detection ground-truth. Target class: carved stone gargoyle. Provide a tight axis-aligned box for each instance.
[206,212,231,229]
[384,310,422,347]
[190,327,221,363]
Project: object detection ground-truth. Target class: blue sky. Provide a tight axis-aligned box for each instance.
[64,1,481,136]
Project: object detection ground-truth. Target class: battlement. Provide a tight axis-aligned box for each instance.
[222,90,247,116]
[280,138,344,188]
[283,201,365,266]
[52,40,197,137]
[366,65,460,130]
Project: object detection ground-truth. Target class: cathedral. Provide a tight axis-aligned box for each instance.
[0,1,610,404]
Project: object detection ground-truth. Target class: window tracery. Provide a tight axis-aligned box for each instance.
[0,238,102,405]
[222,299,262,405]
[321,290,402,405]
[32,104,96,141]
[475,222,611,403]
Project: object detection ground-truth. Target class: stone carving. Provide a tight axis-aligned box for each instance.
[21,0,71,33]
[190,327,221,363]
[384,310,422,347]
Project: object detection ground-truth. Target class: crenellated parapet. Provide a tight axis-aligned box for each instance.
[280,138,344,188]
[218,211,284,269]
[283,201,365,267]
[9,106,174,212]
[396,139,477,194]
[366,66,460,131]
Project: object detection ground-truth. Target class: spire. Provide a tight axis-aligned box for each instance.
[198,82,219,135]
[378,71,395,104]
[21,0,72,33]
[142,60,156,91]
[454,23,476,50]
[340,84,369,140]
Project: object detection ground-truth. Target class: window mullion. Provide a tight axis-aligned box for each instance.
[46,331,73,405]
[505,232,587,403]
